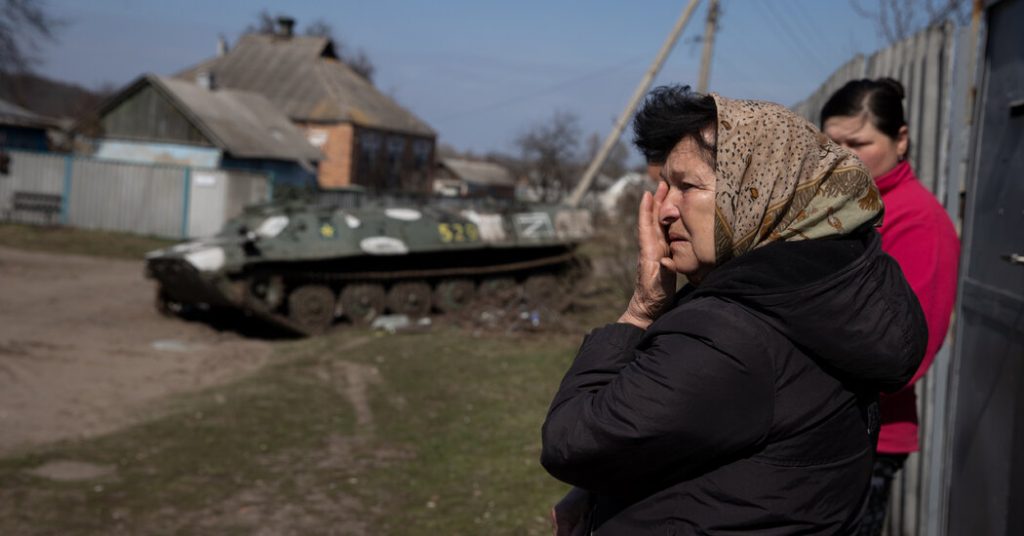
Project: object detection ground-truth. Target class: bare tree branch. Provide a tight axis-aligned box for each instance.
[516,111,583,203]
[584,132,629,180]
[343,49,375,83]
[850,0,968,44]
[241,12,377,83]
[243,9,277,35]
[303,19,334,39]
[0,0,63,74]
[925,0,971,25]
[303,18,376,82]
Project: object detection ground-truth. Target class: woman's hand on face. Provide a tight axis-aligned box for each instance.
[619,181,677,330]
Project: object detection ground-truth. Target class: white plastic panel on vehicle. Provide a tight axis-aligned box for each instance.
[360,236,409,255]
[255,215,289,238]
[513,212,555,239]
[184,247,226,272]
[384,208,422,221]
[461,210,506,242]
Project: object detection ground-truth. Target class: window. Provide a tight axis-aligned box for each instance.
[385,136,406,190]
[358,131,381,181]
[412,139,432,172]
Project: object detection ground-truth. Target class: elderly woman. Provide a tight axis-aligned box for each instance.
[540,86,928,535]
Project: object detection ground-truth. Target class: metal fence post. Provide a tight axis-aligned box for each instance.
[268,170,276,202]
[181,167,191,238]
[61,154,73,225]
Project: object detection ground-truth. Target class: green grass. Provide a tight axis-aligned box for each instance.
[0,223,628,534]
[0,223,176,259]
[348,329,577,535]
[0,327,591,535]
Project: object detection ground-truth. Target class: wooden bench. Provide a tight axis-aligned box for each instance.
[12,191,63,224]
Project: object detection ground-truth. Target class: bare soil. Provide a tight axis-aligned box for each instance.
[0,246,275,456]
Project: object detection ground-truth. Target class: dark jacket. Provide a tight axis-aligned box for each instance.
[541,230,927,535]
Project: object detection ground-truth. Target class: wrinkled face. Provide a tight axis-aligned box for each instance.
[823,114,908,179]
[658,136,717,283]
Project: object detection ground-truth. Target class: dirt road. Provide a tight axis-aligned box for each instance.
[0,246,275,455]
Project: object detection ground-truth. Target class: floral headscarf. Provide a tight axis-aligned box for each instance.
[710,94,882,263]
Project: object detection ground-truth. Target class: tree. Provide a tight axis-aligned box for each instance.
[515,110,583,203]
[583,132,630,181]
[302,18,375,82]
[0,0,62,74]
[851,0,971,44]
[341,49,375,83]
[244,11,376,83]
[243,9,276,35]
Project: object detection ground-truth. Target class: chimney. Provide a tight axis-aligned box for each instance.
[217,35,228,57]
[197,71,215,90]
[276,16,295,38]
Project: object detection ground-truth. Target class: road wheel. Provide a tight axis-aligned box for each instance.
[340,283,386,326]
[477,277,520,308]
[155,287,184,316]
[386,281,432,317]
[287,284,336,334]
[524,274,569,311]
[433,279,476,314]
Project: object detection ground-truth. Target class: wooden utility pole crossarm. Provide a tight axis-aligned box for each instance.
[565,0,702,208]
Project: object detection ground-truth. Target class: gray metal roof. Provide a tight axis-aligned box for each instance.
[439,158,515,186]
[123,75,322,162]
[157,76,322,161]
[176,34,435,137]
[0,96,57,129]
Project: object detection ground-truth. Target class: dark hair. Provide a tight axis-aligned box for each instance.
[820,77,907,141]
[632,85,717,167]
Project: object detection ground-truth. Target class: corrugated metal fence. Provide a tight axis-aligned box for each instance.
[793,22,978,536]
[0,150,269,239]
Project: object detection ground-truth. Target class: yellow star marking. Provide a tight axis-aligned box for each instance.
[320,223,335,238]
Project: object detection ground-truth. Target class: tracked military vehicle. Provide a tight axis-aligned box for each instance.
[145,197,592,335]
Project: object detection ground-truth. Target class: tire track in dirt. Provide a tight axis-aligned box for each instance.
[0,246,277,455]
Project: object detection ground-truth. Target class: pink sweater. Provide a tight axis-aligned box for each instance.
[875,161,960,454]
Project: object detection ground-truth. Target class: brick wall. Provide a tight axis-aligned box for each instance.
[299,122,354,189]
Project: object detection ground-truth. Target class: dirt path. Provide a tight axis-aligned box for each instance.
[0,246,276,455]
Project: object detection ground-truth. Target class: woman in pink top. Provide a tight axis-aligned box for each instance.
[821,78,960,535]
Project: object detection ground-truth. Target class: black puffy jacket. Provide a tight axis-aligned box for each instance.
[541,230,927,535]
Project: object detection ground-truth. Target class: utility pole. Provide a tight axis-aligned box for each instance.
[697,0,719,93]
[565,0,702,208]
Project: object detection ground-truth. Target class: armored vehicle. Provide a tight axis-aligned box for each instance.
[145,197,592,335]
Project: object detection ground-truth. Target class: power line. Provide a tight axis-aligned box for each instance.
[783,0,839,56]
[755,1,831,73]
[707,2,788,92]
[433,55,645,123]
[765,0,834,70]
[713,51,767,92]
[785,0,848,70]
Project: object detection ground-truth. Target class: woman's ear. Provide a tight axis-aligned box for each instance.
[896,125,909,160]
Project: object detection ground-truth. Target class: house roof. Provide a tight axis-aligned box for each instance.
[439,158,515,187]
[101,74,322,162]
[0,96,58,129]
[176,34,435,137]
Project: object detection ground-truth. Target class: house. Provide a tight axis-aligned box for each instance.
[597,172,650,215]
[90,74,321,187]
[0,96,56,151]
[434,158,516,199]
[176,18,436,194]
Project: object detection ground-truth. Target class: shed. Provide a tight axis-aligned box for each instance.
[0,97,55,151]
[434,158,516,199]
[93,74,320,187]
